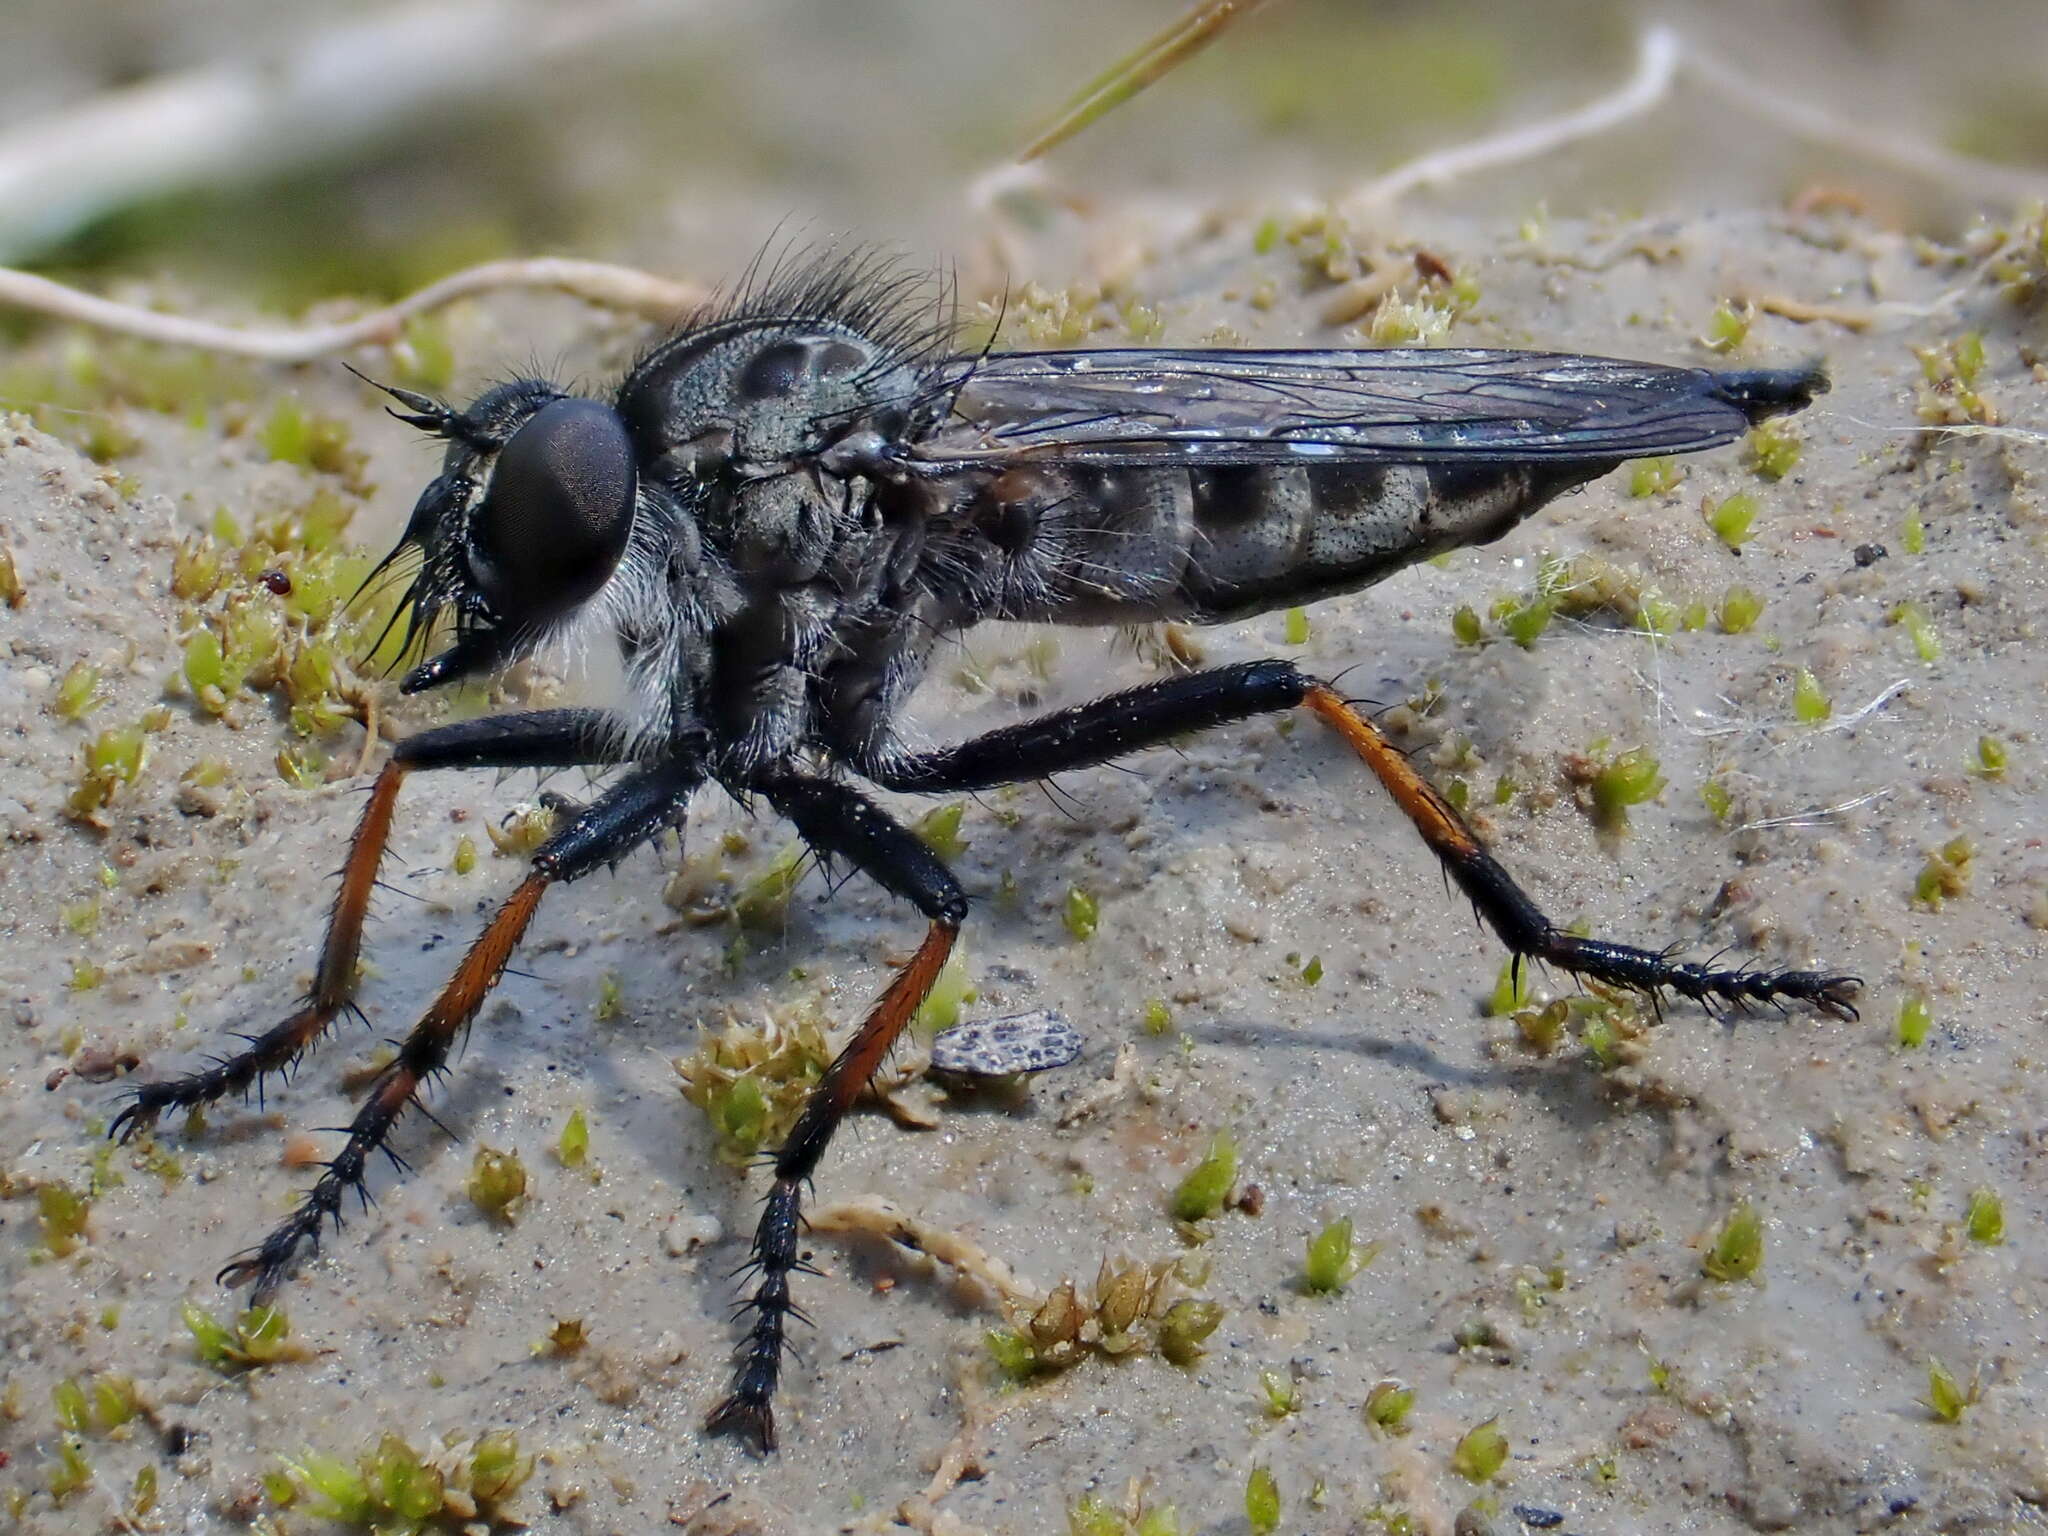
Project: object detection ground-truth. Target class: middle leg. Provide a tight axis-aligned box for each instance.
[705,776,967,1452]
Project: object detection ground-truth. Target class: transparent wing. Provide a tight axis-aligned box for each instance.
[908,347,1822,470]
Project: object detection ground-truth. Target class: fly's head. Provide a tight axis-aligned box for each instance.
[370,378,641,693]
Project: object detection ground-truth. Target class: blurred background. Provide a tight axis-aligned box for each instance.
[4,0,2045,303]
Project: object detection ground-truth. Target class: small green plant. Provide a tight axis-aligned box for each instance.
[1170,1131,1237,1221]
[1705,491,1759,549]
[1969,735,2007,779]
[1897,992,1934,1047]
[1792,668,1832,724]
[914,800,969,858]
[1155,1299,1224,1365]
[1258,1368,1300,1418]
[1702,1200,1764,1282]
[1451,604,1484,645]
[1141,998,1174,1036]
[1284,607,1310,645]
[184,1302,300,1371]
[1588,747,1666,832]
[1889,601,1940,662]
[1701,300,1752,352]
[1915,837,1973,908]
[1489,955,1532,1017]
[466,1147,528,1222]
[1745,419,1802,480]
[1628,456,1684,497]
[1902,510,1925,555]
[1245,1465,1281,1534]
[1364,1379,1415,1431]
[1063,885,1100,940]
[1304,1216,1375,1294]
[555,1109,589,1168]
[1450,1418,1509,1482]
[1924,1357,1976,1424]
[51,660,105,720]
[1716,585,1764,634]
[1964,1188,2005,1246]
[36,1182,91,1256]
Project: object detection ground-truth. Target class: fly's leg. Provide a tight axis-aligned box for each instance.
[852,658,1860,1018]
[111,710,628,1142]
[215,756,701,1301]
[706,777,966,1453]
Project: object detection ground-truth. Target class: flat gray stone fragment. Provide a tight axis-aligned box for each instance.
[930,1009,1082,1077]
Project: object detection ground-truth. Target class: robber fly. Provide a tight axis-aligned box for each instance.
[112,250,1859,1451]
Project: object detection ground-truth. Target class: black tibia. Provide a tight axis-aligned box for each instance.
[708,777,965,1452]
[110,711,626,1144]
[211,756,700,1303]
[854,659,1858,1018]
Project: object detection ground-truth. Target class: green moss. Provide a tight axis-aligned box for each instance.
[1063,885,1100,941]
[1705,491,1759,550]
[1716,585,1764,634]
[1924,1358,1974,1424]
[1970,735,2008,779]
[985,1326,1040,1381]
[1451,605,1484,645]
[914,801,969,859]
[184,1302,299,1371]
[1142,998,1174,1036]
[1588,747,1666,832]
[66,722,148,821]
[1701,301,1752,352]
[734,841,807,931]
[1245,1466,1281,1535]
[1449,1418,1508,1482]
[1171,1131,1237,1221]
[1699,779,1733,824]
[1745,419,1802,480]
[1792,668,1832,724]
[1495,594,1555,648]
[1284,606,1310,645]
[1888,601,1940,663]
[1628,457,1684,497]
[1155,1298,1224,1365]
[1258,1368,1300,1418]
[260,395,364,481]
[51,660,105,721]
[594,972,624,1023]
[1365,1379,1415,1431]
[556,1108,589,1168]
[452,833,478,875]
[1489,956,1532,1017]
[466,1147,528,1222]
[0,546,23,607]
[1914,836,1973,908]
[1898,992,1934,1047]
[1304,1216,1375,1294]
[913,944,977,1032]
[1964,1187,2005,1246]
[36,1182,90,1256]
[1902,510,1926,555]
[47,1437,93,1503]
[1702,1200,1764,1282]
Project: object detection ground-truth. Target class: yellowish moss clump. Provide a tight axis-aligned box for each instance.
[276,1430,533,1531]
[674,1005,838,1162]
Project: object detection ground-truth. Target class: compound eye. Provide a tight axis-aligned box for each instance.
[468,398,637,626]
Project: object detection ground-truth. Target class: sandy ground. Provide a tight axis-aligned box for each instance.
[3,205,2047,1536]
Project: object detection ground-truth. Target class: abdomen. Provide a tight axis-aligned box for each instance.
[951,460,1613,626]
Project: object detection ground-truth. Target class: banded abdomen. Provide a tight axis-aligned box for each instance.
[934,459,1615,628]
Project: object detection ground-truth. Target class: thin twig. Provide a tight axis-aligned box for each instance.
[0,0,724,263]
[1344,26,1683,215]
[806,1194,1043,1309]
[1019,0,1281,163]
[0,259,703,363]
[1342,25,2048,220]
